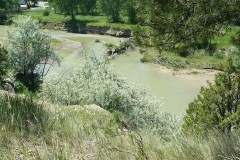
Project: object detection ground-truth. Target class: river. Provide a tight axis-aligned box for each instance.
[48,30,201,113]
[0,26,201,113]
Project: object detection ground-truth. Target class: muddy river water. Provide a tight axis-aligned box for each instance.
[0,26,201,113]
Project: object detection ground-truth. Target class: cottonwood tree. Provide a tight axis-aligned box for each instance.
[6,16,60,92]
[99,0,125,22]
[122,0,137,24]
[183,57,240,134]
[78,0,96,15]
[0,0,18,23]
[134,0,240,53]
[0,0,18,9]
[48,0,80,20]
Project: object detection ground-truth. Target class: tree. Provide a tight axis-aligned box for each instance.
[49,0,80,20]
[134,0,240,53]
[122,0,137,24]
[48,0,57,13]
[99,0,124,22]
[183,57,240,134]
[0,0,17,9]
[0,0,18,23]
[24,0,31,9]
[6,16,60,92]
[31,0,38,7]
[78,0,96,15]
[0,45,8,82]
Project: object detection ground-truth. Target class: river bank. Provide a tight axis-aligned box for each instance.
[41,22,133,37]
[54,35,217,87]
[159,66,218,87]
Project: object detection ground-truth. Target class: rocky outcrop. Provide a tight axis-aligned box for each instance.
[105,38,134,56]
[41,22,133,38]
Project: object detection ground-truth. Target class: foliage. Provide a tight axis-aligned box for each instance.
[48,0,80,20]
[41,52,182,136]
[134,0,240,53]
[0,0,18,9]
[227,46,240,68]
[104,43,115,48]
[183,57,240,134]
[78,0,96,15]
[5,16,60,92]
[24,0,39,8]
[0,93,47,134]
[0,0,18,24]
[17,9,135,29]
[42,9,50,16]
[0,45,8,82]
[98,0,125,22]
[122,0,137,24]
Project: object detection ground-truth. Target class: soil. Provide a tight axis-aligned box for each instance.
[159,66,219,87]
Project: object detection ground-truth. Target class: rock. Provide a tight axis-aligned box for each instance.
[1,78,15,93]
[140,48,147,54]
[106,49,113,56]
[95,39,100,43]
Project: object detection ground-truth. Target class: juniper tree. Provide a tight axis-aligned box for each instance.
[135,0,240,53]
[183,57,240,134]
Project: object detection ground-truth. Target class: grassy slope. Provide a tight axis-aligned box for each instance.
[0,91,240,159]
[0,91,162,159]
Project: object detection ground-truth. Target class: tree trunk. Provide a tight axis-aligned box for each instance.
[71,11,74,20]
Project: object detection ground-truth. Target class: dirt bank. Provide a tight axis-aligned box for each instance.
[159,66,219,87]
[42,22,133,37]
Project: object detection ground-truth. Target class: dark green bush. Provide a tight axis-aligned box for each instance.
[0,45,9,82]
[43,10,50,16]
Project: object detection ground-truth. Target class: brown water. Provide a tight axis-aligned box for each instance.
[0,26,201,113]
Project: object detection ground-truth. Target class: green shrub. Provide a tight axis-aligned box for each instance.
[227,46,240,68]
[140,56,147,62]
[183,57,240,134]
[41,52,181,137]
[213,50,224,59]
[0,45,9,82]
[0,12,7,24]
[104,43,115,48]
[43,10,50,16]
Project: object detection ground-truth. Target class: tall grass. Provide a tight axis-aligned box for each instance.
[0,91,240,159]
[0,93,47,134]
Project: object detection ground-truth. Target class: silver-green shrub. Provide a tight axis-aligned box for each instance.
[41,52,182,135]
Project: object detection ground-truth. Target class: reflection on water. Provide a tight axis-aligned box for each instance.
[0,25,201,113]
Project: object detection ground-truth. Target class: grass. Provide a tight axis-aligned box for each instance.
[0,93,47,134]
[142,49,227,70]
[139,26,240,70]
[14,9,135,29]
[140,26,238,69]
[0,90,240,159]
[0,91,161,159]
[213,26,240,48]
